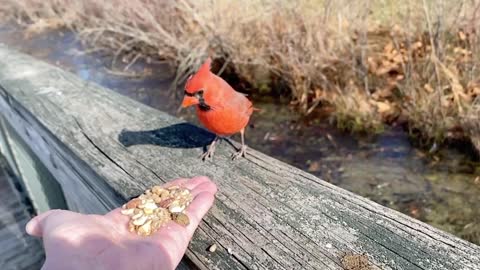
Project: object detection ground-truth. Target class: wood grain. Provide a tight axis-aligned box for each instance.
[0,44,478,270]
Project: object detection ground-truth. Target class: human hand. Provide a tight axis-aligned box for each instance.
[26,176,217,270]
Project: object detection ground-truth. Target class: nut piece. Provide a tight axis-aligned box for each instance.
[133,215,148,226]
[167,185,180,190]
[169,204,186,213]
[208,244,217,253]
[144,201,158,210]
[152,220,163,231]
[158,189,170,199]
[121,208,135,216]
[126,198,142,209]
[155,208,171,221]
[131,211,143,220]
[138,220,152,236]
[158,198,174,208]
[151,194,162,203]
[137,199,147,208]
[172,213,190,226]
[121,184,193,236]
[152,185,166,195]
[142,201,158,214]
[128,221,135,232]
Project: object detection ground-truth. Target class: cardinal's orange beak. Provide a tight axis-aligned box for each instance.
[181,96,199,108]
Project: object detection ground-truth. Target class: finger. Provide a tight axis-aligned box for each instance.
[104,208,130,225]
[168,176,214,192]
[162,178,191,188]
[190,180,218,197]
[184,191,216,237]
[25,209,64,237]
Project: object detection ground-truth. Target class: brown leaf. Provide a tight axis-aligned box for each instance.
[374,87,394,99]
[392,53,404,64]
[376,63,397,76]
[424,84,434,93]
[412,41,423,50]
[367,57,377,73]
[374,101,392,114]
[384,42,394,54]
[434,58,466,112]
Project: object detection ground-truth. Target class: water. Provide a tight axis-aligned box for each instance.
[1,26,479,244]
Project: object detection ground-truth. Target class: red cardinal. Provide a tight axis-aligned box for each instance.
[181,58,255,160]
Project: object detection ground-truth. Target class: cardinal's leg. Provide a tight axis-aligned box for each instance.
[232,128,247,160]
[201,136,219,160]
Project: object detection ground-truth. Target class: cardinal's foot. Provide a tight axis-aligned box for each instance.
[232,145,247,160]
[201,145,216,161]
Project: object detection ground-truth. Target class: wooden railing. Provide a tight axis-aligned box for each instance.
[0,44,478,270]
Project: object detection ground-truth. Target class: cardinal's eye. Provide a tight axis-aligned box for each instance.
[196,89,204,97]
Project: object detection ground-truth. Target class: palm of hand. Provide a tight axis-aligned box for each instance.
[26,177,217,270]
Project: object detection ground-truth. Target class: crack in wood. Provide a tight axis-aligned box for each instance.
[70,111,132,179]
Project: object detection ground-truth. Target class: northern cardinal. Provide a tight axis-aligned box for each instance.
[181,58,255,160]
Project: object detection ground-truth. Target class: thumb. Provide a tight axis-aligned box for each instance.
[25,209,63,237]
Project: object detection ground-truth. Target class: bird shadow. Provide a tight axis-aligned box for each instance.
[118,123,216,149]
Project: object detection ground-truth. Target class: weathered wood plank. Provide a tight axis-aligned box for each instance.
[0,44,478,270]
[0,155,45,269]
[0,116,20,177]
[1,117,67,213]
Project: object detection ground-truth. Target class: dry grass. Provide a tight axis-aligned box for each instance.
[1,0,480,149]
